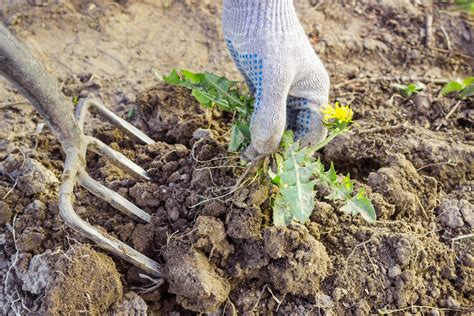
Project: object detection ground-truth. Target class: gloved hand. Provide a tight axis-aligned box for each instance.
[222,0,330,160]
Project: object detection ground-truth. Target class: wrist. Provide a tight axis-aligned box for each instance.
[223,0,302,37]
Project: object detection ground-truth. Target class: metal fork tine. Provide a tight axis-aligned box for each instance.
[79,170,151,223]
[76,98,154,145]
[60,153,161,277]
[87,136,151,181]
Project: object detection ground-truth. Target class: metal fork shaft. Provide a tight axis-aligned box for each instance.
[0,23,82,148]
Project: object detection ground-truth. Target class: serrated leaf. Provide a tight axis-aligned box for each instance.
[314,159,325,174]
[160,69,254,151]
[162,68,184,85]
[273,195,293,227]
[191,89,213,107]
[314,161,339,193]
[202,72,246,113]
[229,124,245,152]
[407,84,417,92]
[459,84,474,99]
[280,130,295,149]
[326,174,354,201]
[228,121,251,152]
[272,142,317,226]
[181,69,204,84]
[235,121,251,141]
[280,181,316,222]
[340,190,376,223]
[161,69,252,115]
[392,84,411,97]
[273,135,377,224]
[326,163,338,183]
[441,81,464,96]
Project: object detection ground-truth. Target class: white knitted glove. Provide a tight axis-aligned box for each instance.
[223,0,330,160]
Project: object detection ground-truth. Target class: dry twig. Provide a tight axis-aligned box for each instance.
[356,122,416,134]
[424,14,433,47]
[334,76,449,89]
[445,101,461,119]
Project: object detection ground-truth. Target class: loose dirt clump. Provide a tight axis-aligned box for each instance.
[164,238,231,313]
[136,85,209,146]
[321,221,462,314]
[42,244,123,315]
[368,153,438,222]
[110,291,149,316]
[263,225,330,298]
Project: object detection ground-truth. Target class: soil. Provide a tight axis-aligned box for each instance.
[0,0,473,314]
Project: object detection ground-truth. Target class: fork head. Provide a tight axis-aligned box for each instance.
[0,23,162,277]
[59,98,162,277]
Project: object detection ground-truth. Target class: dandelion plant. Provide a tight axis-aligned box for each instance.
[161,69,376,225]
[270,103,376,225]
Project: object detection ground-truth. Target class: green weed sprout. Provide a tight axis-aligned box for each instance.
[452,0,474,13]
[439,0,474,13]
[441,77,474,100]
[391,82,425,98]
[270,103,376,226]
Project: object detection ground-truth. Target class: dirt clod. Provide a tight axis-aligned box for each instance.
[16,228,45,252]
[18,250,56,295]
[110,292,148,316]
[0,201,13,225]
[263,225,330,298]
[164,239,231,313]
[226,207,263,240]
[368,154,438,221]
[193,216,233,260]
[201,200,227,217]
[437,199,473,229]
[42,245,123,315]
[16,159,59,196]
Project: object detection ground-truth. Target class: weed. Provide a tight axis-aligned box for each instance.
[127,107,136,120]
[441,77,474,100]
[438,0,474,13]
[270,104,376,226]
[391,82,425,98]
[72,95,79,106]
[454,0,474,13]
[161,70,376,225]
[161,69,253,151]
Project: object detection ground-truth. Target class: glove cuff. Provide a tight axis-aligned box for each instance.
[223,0,301,37]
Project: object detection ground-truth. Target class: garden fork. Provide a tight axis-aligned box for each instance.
[0,24,162,276]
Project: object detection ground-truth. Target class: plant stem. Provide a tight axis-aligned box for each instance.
[307,128,346,154]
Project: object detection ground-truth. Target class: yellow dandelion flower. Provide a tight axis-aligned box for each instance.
[322,102,353,124]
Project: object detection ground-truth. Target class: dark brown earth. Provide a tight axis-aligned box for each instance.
[0,0,473,314]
